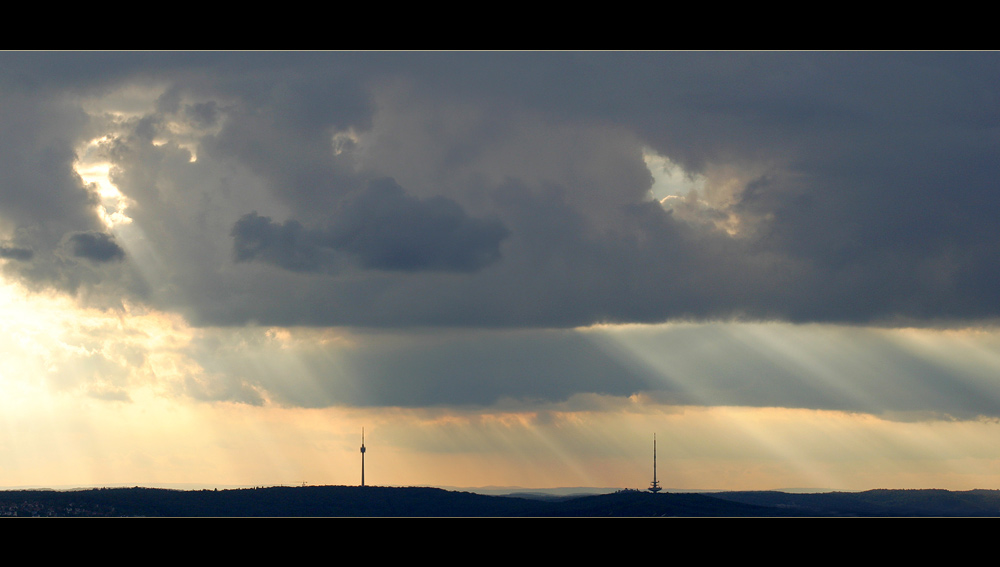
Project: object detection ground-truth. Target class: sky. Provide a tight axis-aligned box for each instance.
[4,51,1000,491]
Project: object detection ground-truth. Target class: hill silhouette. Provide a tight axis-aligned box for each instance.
[2,486,999,516]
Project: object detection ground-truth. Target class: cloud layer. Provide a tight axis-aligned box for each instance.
[2,52,999,329]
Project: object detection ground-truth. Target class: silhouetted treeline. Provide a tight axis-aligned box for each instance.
[3,486,1000,516]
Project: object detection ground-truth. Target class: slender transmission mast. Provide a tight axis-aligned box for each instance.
[360,427,366,487]
[648,433,662,493]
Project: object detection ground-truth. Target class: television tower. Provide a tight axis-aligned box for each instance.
[360,427,366,487]
[648,433,662,493]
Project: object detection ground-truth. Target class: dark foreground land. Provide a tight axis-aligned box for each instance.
[4,486,1000,516]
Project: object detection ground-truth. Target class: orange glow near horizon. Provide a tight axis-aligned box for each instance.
[4,277,1000,491]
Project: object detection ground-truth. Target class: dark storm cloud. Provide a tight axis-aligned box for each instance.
[185,101,220,128]
[326,178,508,273]
[231,178,508,273]
[5,52,1000,328]
[231,213,329,273]
[201,52,1000,327]
[0,246,33,261]
[67,232,125,263]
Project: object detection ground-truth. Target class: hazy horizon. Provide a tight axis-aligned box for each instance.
[0,482,840,496]
[4,52,1000,492]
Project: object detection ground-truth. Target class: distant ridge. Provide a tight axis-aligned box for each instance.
[4,485,999,516]
[0,486,775,517]
[710,488,1000,517]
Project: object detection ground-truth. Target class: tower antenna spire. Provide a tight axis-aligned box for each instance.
[648,433,662,493]
[360,427,366,488]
